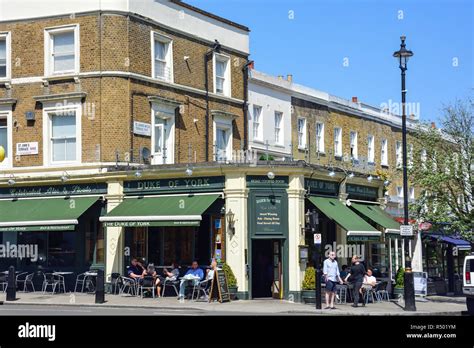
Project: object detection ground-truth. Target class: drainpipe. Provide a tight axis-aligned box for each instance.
[242,60,254,154]
[204,40,221,162]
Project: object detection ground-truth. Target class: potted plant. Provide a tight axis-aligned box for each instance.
[393,267,405,298]
[222,263,238,300]
[301,267,316,303]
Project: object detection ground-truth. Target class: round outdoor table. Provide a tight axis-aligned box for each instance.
[53,272,74,292]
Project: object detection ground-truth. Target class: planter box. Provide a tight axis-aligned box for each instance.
[301,290,316,304]
[228,286,238,300]
[393,287,404,298]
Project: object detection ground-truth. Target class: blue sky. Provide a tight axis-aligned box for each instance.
[187,0,473,124]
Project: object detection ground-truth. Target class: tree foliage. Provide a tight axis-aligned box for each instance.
[408,99,473,241]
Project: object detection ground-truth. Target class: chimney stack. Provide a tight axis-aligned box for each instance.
[277,75,283,80]
[409,113,415,120]
[431,122,436,129]
[286,74,293,83]
[248,61,254,70]
[352,96,358,103]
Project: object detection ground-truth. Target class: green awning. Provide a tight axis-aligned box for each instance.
[100,194,220,227]
[0,196,99,232]
[349,202,400,235]
[307,196,381,241]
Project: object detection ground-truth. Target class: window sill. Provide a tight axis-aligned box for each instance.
[381,164,389,169]
[0,79,12,87]
[334,155,343,160]
[253,139,265,144]
[43,73,80,85]
[273,144,285,148]
[367,161,376,166]
[316,151,326,156]
[153,75,173,84]
[297,146,307,151]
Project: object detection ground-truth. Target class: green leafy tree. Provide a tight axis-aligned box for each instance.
[408,99,473,241]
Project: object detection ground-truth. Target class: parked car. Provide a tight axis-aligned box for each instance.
[463,253,474,315]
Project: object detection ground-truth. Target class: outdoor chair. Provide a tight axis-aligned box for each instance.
[110,273,122,294]
[335,284,348,304]
[0,275,7,292]
[138,276,156,298]
[162,277,180,297]
[74,272,95,293]
[192,278,212,301]
[54,274,66,293]
[375,281,390,302]
[42,273,60,294]
[119,276,137,296]
[17,272,35,292]
[363,285,377,304]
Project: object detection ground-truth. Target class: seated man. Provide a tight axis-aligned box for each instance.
[127,258,145,281]
[340,265,349,279]
[177,260,204,300]
[363,269,377,286]
[157,261,180,296]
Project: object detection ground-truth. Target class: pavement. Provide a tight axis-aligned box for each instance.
[0,291,469,315]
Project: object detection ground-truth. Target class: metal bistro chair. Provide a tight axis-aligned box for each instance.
[192,278,212,301]
[74,272,95,293]
[42,273,61,294]
[375,281,390,302]
[335,284,348,304]
[17,272,35,292]
[119,276,138,296]
[363,284,377,304]
[0,274,7,292]
[138,276,156,298]
[110,273,122,294]
[53,274,66,293]
[162,277,180,297]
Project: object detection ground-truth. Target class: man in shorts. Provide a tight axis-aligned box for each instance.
[323,251,344,309]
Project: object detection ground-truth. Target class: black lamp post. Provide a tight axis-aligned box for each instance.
[306,209,321,309]
[393,35,416,311]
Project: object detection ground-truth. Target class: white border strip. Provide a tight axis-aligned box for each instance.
[99,215,202,222]
[0,219,78,227]
[385,228,401,234]
[346,231,382,236]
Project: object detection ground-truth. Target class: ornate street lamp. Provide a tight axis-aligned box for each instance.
[393,35,416,311]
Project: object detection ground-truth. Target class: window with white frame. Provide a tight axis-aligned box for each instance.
[381,139,388,166]
[44,105,81,165]
[396,186,403,198]
[0,113,11,166]
[152,104,175,165]
[409,187,415,200]
[252,105,262,141]
[152,32,173,82]
[334,127,342,157]
[274,111,283,145]
[367,135,375,163]
[316,122,324,153]
[396,141,402,168]
[214,53,231,96]
[349,131,358,159]
[0,32,11,80]
[45,25,79,76]
[297,118,306,149]
[214,116,233,162]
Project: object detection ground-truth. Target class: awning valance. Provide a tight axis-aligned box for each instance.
[425,234,472,250]
[0,196,99,232]
[100,194,220,227]
[349,202,400,234]
[307,196,381,241]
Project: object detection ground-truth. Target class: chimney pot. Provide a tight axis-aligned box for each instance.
[352,96,358,103]
[249,61,254,70]
[286,74,293,82]
[431,122,436,129]
[277,75,283,80]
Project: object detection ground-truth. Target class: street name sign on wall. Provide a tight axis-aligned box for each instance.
[133,121,151,136]
[16,142,39,156]
[400,225,413,236]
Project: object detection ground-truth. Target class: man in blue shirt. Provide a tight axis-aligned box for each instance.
[177,260,204,300]
[323,251,343,309]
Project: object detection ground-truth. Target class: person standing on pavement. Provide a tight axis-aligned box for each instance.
[323,251,344,309]
[344,255,367,307]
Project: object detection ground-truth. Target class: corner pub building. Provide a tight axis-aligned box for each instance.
[0,0,410,301]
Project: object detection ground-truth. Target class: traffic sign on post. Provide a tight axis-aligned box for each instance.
[400,225,413,236]
[313,233,322,245]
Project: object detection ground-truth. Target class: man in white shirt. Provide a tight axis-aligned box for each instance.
[323,251,343,309]
[363,269,377,286]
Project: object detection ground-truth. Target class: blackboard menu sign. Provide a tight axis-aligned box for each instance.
[209,269,230,303]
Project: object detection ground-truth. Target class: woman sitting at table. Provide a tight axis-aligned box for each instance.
[156,261,180,297]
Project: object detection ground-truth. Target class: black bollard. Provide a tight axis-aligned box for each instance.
[6,266,16,301]
[95,269,105,304]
